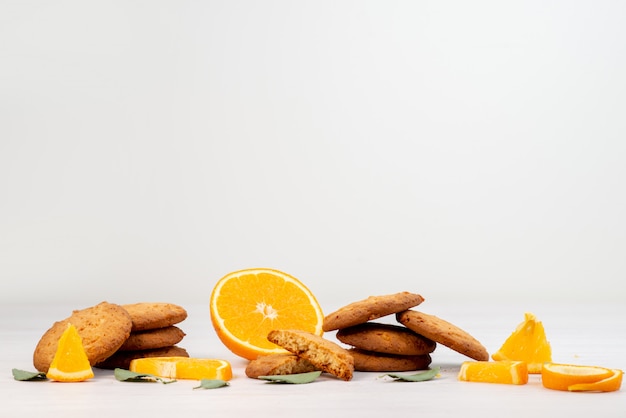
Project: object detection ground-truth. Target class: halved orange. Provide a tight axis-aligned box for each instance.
[542,362,620,392]
[46,323,94,382]
[209,268,324,360]
[458,360,529,385]
[492,312,551,373]
[129,357,232,380]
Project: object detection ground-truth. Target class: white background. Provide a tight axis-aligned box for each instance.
[1,0,625,310]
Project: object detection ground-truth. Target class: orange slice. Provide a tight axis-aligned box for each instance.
[568,369,623,392]
[542,362,620,392]
[210,268,324,360]
[46,323,94,382]
[491,312,551,373]
[129,357,232,380]
[458,360,529,385]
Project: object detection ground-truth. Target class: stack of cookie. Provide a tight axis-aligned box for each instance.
[32,301,190,373]
[323,291,489,372]
[95,302,189,370]
[322,292,435,372]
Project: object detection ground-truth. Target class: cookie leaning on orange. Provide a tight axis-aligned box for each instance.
[209,268,325,360]
[209,268,357,381]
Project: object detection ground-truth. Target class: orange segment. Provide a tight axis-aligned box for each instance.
[542,362,618,391]
[129,357,232,381]
[46,323,94,382]
[458,360,529,385]
[210,268,324,360]
[568,369,623,392]
[492,312,551,373]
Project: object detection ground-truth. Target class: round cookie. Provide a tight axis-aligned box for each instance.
[349,349,432,372]
[94,346,189,370]
[33,301,133,372]
[337,322,436,355]
[323,292,425,332]
[122,303,187,331]
[396,310,489,361]
[119,326,186,351]
[245,354,318,378]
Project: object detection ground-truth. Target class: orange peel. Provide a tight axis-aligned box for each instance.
[542,362,621,392]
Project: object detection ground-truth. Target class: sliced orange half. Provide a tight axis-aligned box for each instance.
[46,323,94,382]
[541,362,616,391]
[209,268,324,360]
[129,357,232,381]
[492,312,551,373]
[458,360,529,385]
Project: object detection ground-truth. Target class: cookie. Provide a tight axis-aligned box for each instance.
[94,346,189,370]
[122,303,187,331]
[267,329,354,381]
[396,310,489,361]
[337,322,436,355]
[33,301,133,372]
[119,326,186,351]
[349,349,432,372]
[245,354,319,378]
[323,292,425,332]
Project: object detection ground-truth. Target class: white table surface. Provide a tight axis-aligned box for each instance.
[2,301,625,417]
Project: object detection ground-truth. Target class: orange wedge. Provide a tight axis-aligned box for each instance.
[210,268,324,360]
[458,360,529,385]
[46,323,94,382]
[492,312,551,373]
[129,357,232,380]
[542,362,621,392]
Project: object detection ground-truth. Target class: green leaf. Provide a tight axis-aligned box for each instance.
[12,368,48,381]
[258,371,322,384]
[114,368,176,384]
[193,379,229,390]
[380,367,441,382]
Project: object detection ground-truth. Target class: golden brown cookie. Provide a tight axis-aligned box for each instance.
[396,310,489,361]
[33,301,133,372]
[94,346,189,370]
[323,292,425,332]
[349,349,432,372]
[122,303,187,331]
[245,354,319,378]
[337,322,436,355]
[119,326,186,351]
[267,329,354,381]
